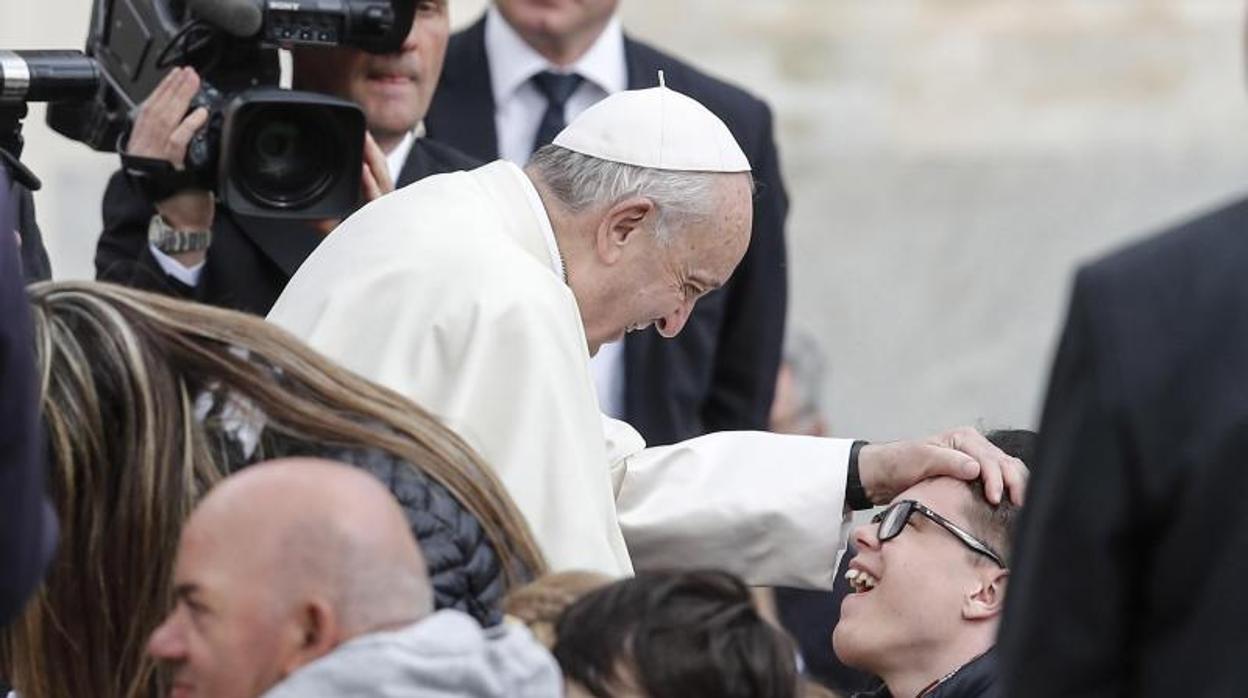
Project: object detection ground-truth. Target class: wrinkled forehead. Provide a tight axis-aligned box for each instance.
[891,477,976,529]
[690,175,753,256]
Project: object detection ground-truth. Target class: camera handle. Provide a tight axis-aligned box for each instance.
[0,103,42,192]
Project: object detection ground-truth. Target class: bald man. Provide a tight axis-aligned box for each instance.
[147,458,559,697]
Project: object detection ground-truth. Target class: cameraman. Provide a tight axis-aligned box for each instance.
[95,0,477,315]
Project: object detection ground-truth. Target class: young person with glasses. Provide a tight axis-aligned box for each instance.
[831,430,1030,698]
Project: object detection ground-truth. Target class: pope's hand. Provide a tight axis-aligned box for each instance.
[857,427,1028,507]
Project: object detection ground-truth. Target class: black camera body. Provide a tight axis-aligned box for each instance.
[213,88,365,218]
[20,0,414,219]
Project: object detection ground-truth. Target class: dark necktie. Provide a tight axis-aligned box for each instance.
[531,70,584,155]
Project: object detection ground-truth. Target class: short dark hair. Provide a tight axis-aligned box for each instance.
[552,570,798,698]
[960,429,1035,567]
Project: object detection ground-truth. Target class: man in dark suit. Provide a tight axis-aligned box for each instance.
[425,0,788,445]
[0,165,57,628]
[97,0,478,316]
[998,195,1248,695]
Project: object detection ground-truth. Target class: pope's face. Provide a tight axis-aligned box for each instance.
[585,175,752,354]
[291,0,450,148]
[832,478,988,677]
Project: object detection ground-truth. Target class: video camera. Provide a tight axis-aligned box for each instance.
[0,0,415,218]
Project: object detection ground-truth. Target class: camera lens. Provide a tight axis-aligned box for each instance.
[234,106,344,210]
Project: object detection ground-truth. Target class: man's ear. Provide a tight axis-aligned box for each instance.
[595,196,656,264]
[279,598,340,677]
[962,568,1009,621]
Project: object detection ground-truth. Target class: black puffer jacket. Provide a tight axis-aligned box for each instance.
[242,434,515,626]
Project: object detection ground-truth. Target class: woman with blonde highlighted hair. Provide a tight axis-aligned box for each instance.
[0,281,546,698]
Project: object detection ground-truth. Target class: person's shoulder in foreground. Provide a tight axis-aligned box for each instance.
[999,194,1248,697]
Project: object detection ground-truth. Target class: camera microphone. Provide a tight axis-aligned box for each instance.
[188,0,264,38]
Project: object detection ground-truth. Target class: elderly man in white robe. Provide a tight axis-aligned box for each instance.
[268,83,1027,588]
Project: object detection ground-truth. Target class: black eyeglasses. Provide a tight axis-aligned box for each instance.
[870,500,1006,568]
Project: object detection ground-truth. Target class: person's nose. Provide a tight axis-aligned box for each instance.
[399,12,423,52]
[851,520,880,552]
[655,298,695,338]
[147,611,188,662]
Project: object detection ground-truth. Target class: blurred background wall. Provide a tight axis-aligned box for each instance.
[5,0,1248,438]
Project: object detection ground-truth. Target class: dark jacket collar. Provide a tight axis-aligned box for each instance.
[853,648,999,698]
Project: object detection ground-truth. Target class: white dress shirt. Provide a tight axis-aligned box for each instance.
[485,5,630,417]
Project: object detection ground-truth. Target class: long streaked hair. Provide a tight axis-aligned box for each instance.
[1,281,547,698]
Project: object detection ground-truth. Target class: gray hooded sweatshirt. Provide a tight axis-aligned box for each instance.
[261,610,562,697]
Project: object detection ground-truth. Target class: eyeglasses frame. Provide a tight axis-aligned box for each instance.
[870,499,1007,568]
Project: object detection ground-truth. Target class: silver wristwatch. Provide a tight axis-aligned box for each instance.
[148,214,212,255]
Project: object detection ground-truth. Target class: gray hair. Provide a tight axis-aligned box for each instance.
[527,145,741,244]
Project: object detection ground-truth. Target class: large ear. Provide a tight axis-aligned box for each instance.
[280,598,340,677]
[962,568,1009,621]
[595,196,657,264]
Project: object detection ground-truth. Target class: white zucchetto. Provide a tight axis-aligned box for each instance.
[552,77,751,174]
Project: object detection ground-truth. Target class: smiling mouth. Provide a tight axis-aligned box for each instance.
[846,568,879,593]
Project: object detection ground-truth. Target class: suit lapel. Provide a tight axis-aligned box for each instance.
[624,37,667,91]
[427,17,501,161]
[396,139,432,188]
[625,37,646,89]
[228,213,325,279]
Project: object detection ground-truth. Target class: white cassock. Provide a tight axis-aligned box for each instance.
[269,161,853,588]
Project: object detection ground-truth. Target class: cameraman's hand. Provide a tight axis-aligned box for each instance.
[858,426,1028,507]
[128,67,214,261]
[361,132,394,202]
[312,132,394,236]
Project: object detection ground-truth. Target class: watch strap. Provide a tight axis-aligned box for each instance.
[846,440,873,510]
[148,214,212,254]
[122,151,209,203]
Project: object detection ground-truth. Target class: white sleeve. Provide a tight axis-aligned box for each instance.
[148,243,205,286]
[607,416,853,589]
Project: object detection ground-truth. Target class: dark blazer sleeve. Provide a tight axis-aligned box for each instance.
[701,98,788,432]
[998,268,1138,697]
[0,183,58,626]
[96,170,202,298]
[15,187,52,282]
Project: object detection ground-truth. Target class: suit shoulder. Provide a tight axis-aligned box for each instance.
[416,138,484,172]
[1083,194,1248,293]
[626,37,772,122]
[443,16,487,79]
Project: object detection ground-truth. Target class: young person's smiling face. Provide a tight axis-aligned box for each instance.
[832,477,1007,680]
